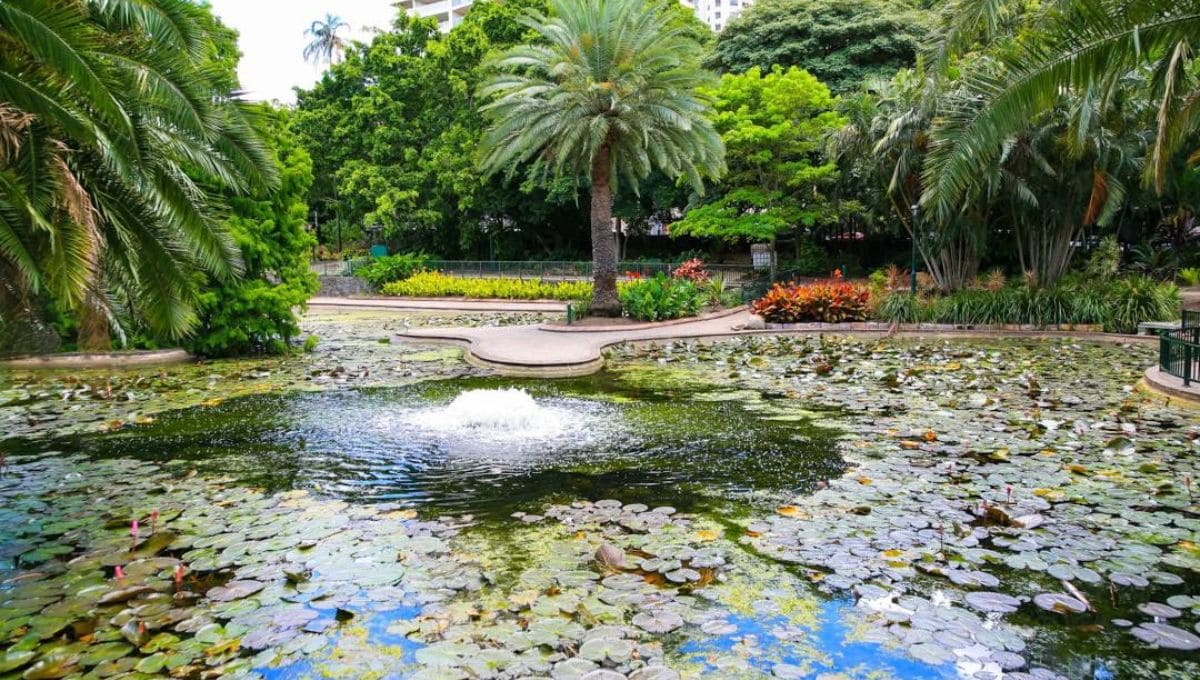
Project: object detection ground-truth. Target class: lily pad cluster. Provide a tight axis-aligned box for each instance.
[610,335,1200,676]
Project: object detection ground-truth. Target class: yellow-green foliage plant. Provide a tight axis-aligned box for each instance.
[381,272,592,301]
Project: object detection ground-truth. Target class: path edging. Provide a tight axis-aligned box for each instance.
[1,349,192,369]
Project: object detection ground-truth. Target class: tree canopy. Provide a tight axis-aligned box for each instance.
[671,66,843,244]
[708,0,929,93]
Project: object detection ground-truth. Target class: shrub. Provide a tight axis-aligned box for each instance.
[357,252,432,288]
[1083,236,1120,282]
[381,271,591,301]
[672,258,710,283]
[619,274,703,321]
[1179,267,1200,286]
[778,240,831,277]
[875,275,1178,332]
[751,273,872,323]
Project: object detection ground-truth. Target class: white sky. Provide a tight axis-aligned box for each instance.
[207,0,400,104]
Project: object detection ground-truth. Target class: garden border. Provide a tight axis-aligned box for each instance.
[0,348,192,369]
[399,309,1156,379]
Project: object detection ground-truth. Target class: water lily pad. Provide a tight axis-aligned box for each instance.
[964,591,1022,614]
[1033,593,1088,614]
[1137,602,1182,619]
[207,579,264,602]
[633,611,684,633]
[1130,622,1200,650]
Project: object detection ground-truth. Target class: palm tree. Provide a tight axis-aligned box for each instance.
[923,0,1200,220]
[0,0,277,349]
[476,0,725,315]
[303,14,349,66]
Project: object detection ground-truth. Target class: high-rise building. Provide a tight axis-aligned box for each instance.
[677,0,753,33]
[406,0,752,34]
[405,0,475,33]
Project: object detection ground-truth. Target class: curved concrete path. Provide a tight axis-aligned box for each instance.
[399,308,1155,377]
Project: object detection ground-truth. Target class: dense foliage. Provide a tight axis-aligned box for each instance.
[357,253,433,289]
[0,0,277,351]
[709,0,929,93]
[618,274,704,321]
[877,277,1180,333]
[381,272,591,301]
[751,274,872,323]
[187,109,318,357]
[669,66,844,247]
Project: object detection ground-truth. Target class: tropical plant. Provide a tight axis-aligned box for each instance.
[0,0,277,350]
[751,273,872,323]
[923,0,1200,218]
[357,252,433,288]
[187,107,318,357]
[671,259,710,283]
[876,276,1179,332]
[303,14,349,66]
[477,0,725,315]
[618,273,703,321]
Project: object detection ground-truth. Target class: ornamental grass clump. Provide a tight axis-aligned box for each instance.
[751,272,872,323]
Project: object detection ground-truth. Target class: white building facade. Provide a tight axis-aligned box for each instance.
[406,0,753,34]
[677,0,752,33]
[405,0,475,33]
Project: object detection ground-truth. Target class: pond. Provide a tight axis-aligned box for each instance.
[1,321,1199,679]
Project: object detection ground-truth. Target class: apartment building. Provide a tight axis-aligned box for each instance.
[405,0,475,32]
[406,0,753,34]
[677,0,752,33]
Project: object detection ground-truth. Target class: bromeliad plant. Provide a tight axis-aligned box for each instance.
[751,272,872,323]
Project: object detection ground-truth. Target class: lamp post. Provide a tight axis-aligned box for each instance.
[910,203,920,294]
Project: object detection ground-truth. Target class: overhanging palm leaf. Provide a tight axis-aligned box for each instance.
[923,0,1200,221]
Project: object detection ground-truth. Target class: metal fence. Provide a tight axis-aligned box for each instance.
[1159,309,1200,385]
[310,258,755,282]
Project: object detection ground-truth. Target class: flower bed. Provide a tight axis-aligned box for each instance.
[381,271,591,301]
[751,272,872,323]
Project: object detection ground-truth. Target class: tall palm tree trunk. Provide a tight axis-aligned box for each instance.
[590,144,620,316]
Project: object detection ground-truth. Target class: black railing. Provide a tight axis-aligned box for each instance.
[1160,312,1200,384]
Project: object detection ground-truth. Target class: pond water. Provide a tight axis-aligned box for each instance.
[7,374,844,517]
[2,330,1199,680]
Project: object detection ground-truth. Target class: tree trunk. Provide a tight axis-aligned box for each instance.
[589,144,620,316]
[77,288,111,352]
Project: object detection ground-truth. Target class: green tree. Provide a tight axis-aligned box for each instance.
[670,66,844,252]
[304,14,349,66]
[0,0,276,350]
[477,0,725,314]
[708,0,929,93]
[188,107,318,357]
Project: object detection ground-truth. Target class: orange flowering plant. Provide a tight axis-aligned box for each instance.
[751,270,872,323]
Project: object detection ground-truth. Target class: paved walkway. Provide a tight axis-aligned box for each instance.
[308,296,567,313]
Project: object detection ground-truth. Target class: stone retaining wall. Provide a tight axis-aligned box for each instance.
[317,275,369,297]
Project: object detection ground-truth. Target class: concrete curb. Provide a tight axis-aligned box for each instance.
[1,349,192,370]
[1142,366,1200,404]
[542,306,748,333]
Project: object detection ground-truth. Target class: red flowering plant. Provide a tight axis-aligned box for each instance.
[751,270,872,323]
[671,258,710,283]
[625,270,643,280]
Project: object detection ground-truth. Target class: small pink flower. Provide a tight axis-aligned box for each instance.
[114,565,125,581]
[130,519,139,538]
[174,563,184,588]
[1005,485,1013,504]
